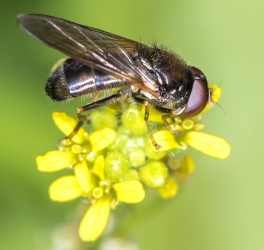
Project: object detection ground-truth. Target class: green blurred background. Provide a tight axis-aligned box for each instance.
[1,0,263,249]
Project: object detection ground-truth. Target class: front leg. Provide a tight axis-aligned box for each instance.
[153,105,179,136]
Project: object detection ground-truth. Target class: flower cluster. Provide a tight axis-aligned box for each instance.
[36,83,231,241]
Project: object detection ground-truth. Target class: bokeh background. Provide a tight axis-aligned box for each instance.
[1,0,264,249]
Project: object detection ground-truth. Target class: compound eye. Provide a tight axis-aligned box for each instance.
[180,67,209,118]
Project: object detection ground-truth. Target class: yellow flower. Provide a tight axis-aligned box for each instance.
[36,112,116,172]
[36,82,231,241]
[37,112,146,241]
[149,119,231,159]
[49,154,145,241]
[147,83,231,160]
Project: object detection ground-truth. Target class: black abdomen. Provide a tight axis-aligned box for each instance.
[46,58,126,101]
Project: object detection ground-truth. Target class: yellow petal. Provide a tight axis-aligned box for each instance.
[93,155,105,180]
[179,155,195,178]
[113,181,145,203]
[74,161,93,193]
[201,83,222,114]
[89,128,116,152]
[157,179,178,199]
[79,196,111,241]
[36,150,76,172]
[184,131,231,159]
[151,130,178,151]
[52,112,85,144]
[49,176,82,202]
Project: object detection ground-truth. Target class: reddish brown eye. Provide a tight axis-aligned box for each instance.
[180,67,209,118]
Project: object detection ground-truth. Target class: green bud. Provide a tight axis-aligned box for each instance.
[121,107,147,135]
[145,141,167,160]
[128,148,146,167]
[90,109,118,130]
[123,169,140,181]
[108,133,130,152]
[104,151,129,181]
[140,161,168,188]
[117,125,131,135]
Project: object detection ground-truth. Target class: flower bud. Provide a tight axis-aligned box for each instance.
[104,151,129,181]
[140,161,168,188]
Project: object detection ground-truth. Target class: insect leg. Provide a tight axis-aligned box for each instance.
[153,105,179,136]
[66,87,130,140]
[132,95,161,150]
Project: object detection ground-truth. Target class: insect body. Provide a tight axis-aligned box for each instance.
[18,14,209,149]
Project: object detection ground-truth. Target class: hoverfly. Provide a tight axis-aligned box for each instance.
[18,14,209,149]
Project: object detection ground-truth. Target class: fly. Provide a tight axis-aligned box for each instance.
[18,14,210,149]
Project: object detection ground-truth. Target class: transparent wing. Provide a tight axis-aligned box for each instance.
[18,14,156,94]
